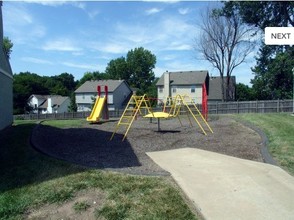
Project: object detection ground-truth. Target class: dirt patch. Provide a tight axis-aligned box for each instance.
[27,189,106,220]
[31,116,264,176]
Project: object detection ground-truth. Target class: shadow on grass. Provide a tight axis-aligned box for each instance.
[0,122,140,193]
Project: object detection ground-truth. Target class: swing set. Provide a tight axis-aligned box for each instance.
[110,94,213,141]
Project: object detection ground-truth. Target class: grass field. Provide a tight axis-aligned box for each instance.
[0,120,197,220]
[237,113,294,175]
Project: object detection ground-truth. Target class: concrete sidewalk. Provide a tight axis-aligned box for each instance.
[147,148,294,220]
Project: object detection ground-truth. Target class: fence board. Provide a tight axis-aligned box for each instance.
[14,99,293,120]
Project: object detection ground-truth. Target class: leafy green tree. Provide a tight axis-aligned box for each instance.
[236,83,254,101]
[126,47,156,93]
[68,92,77,112]
[13,72,49,114]
[3,36,13,59]
[105,57,128,80]
[251,46,294,100]
[105,47,156,94]
[223,1,294,30]
[77,71,110,88]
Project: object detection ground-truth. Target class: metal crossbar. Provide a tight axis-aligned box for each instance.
[110,94,153,141]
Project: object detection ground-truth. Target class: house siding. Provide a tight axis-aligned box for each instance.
[158,85,203,104]
[0,2,13,130]
[75,80,131,112]
[0,73,13,130]
[113,82,132,110]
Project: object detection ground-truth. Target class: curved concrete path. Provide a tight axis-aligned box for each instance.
[147,148,294,220]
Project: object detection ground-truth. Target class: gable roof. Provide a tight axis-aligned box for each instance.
[28,94,48,101]
[156,71,209,86]
[39,95,69,108]
[75,80,130,93]
[208,76,236,100]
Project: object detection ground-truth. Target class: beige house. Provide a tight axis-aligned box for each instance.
[28,94,70,114]
[0,2,13,130]
[75,80,132,111]
[156,71,210,104]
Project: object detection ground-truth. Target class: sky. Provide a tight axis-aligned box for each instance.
[3,0,258,85]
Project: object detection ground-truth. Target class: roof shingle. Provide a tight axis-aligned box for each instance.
[75,80,128,93]
[156,71,209,86]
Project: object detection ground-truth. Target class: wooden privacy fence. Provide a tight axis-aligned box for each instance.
[208,99,293,114]
[14,99,294,120]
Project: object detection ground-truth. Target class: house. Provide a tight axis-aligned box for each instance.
[156,71,210,104]
[0,2,13,130]
[27,94,70,114]
[75,80,132,111]
[208,76,236,102]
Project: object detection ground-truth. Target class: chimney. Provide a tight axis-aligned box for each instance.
[164,70,170,98]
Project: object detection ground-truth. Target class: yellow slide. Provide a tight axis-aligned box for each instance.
[86,97,106,122]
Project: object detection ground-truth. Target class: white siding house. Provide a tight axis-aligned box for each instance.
[75,80,132,111]
[156,71,209,104]
[27,95,70,114]
[0,2,13,130]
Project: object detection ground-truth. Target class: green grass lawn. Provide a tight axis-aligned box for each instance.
[236,113,294,175]
[0,120,197,220]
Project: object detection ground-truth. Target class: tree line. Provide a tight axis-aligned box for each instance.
[13,47,158,114]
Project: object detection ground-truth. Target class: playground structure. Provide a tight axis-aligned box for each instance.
[86,85,109,122]
[110,94,213,141]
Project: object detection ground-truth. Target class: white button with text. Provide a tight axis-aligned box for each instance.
[265,27,294,45]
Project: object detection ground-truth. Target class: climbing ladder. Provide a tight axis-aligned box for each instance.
[176,95,213,135]
[110,94,153,141]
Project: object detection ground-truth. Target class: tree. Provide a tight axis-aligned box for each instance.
[196,8,255,101]
[68,92,77,112]
[105,47,156,94]
[105,57,128,80]
[3,36,13,59]
[77,71,110,88]
[223,1,294,100]
[13,72,49,114]
[236,83,254,101]
[222,1,294,30]
[251,45,294,100]
[126,47,156,94]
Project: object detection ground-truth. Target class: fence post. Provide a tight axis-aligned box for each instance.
[256,100,258,113]
[216,102,218,114]
[237,100,239,114]
[277,99,280,113]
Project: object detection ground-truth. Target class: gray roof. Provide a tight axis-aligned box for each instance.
[39,95,69,108]
[29,94,48,100]
[156,71,209,86]
[75,80,129,93]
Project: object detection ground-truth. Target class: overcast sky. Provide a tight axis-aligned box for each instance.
[3,1,257,85]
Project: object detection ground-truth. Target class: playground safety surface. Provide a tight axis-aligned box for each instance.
[32,116,265,176]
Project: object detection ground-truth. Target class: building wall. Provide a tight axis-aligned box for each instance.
[158,85,202,104]
[76,93,114,112]
[0,2,13,130]
[0,73,13,130]
[113,82,132,110]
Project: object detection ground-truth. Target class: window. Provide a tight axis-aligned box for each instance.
[82,94,85,99]
[191,86,195,93]
[172,87,177,93]
[159,86,163,93]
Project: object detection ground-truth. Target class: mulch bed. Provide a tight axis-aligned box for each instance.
[31,116,264,176]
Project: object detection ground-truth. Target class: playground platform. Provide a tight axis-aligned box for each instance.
[147,148,294,220]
